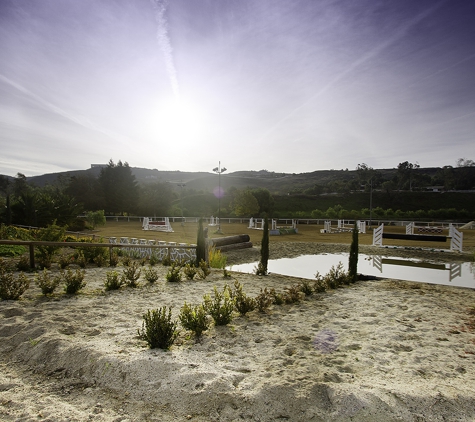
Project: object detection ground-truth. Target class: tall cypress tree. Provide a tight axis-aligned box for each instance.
[196,217,206,266]
[348,221,359,282]
[256,217,269,275]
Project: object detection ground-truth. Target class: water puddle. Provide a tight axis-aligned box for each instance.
[228,254,475,289]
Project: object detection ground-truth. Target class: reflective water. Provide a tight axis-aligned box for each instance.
[228,254,475,289]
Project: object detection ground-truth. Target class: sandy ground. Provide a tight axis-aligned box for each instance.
[1,243,475,421]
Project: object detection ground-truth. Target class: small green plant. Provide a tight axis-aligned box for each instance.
[162,254,172,266]
[35,269,60,295]
[75,252,87,268]
[94,254,107,267]
[122,255,132,267]
[37,257,52,270]
[58,254,72,269]
[324,262,350,289]
[16,256,30,272]
[122,261,141,287]
[197,259,210,279]
[104,270,124,291]
[138,307,178,349]
[223,268,231,278]
[270,288,284,305]
[76,238,108,265]
[314,272,327,293]
[208,247,227,269]
[179,302,210,337]
[62,268,86,294]
[144,266,159,283]
[232,280,256,316]
[299,279,313,296]
[0,269,29,300]
[283,284,303,304]
[109,252,119,267]
[149,253,159,266]
[255,288,273,312]
[203,285,235,325]
[166,264,182,282]
[183,263,197,280]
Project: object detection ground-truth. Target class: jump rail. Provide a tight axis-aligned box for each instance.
[372,224,463,252]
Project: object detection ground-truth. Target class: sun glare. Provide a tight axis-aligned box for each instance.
[144,98,206,144]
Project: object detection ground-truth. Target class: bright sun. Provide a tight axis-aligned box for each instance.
[144,97,206,143]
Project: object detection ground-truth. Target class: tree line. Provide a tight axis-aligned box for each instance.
[1,159,474,229]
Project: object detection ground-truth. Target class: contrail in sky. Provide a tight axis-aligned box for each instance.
[0,73,130,144]
[259,0,448,142]
[150,0,180,99]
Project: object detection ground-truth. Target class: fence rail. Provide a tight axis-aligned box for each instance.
[0,240,196,269]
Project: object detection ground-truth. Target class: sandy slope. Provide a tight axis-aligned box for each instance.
[1,243,475,421]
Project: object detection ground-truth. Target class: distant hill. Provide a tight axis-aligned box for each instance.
[1,164,472,196]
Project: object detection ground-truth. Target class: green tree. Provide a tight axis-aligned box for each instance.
[86,210,106,229]
[233,189,260,217]
[137,182,174,216]
[251,188,275,216]
[99,160,138,215]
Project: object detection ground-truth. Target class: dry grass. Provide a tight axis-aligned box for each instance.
[80,220,475,252]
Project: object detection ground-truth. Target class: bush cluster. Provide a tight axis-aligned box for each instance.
[0,265,29,300]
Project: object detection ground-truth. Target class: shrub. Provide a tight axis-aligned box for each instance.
[0,269,29,300]
[179,302,210,337]
[197,259,210,279]
[313,272,327,293]
[270,288,284,305]
[34,222,65,263]
[232,280,256,316]
[76,238,108,265]
[122,255,132,267]
[149,253,159,266]
[35,269,60,295]
[58,254,72,269]
[166,264,182,283]
[0,245,26,257]
[144,266,159,283]
[299,279,313,296]
[138,307,178,349]
[109,252,119,267]
[104,270,123,291]
[255,288,273,312]
[183,263,197,280]
[162,254,172,266]
[208,247,227,269]
[283,284,303,304]
[123,261,141,287]
[16,256,30,272]
[62,268,86,294]
[324,262,349,289]
[203,285,235,326]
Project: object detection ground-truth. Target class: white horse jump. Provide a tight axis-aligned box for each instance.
[142,217,174,232]
[373,223,463,252]
[321,220,365,234]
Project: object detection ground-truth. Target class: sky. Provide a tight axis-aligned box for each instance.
[1,0,475,177]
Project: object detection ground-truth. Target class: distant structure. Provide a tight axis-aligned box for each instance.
[91,164,108,169]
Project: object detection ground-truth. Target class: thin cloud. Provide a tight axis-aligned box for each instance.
[150,0,180,99]
[258,0,448,142]
[0,73,131,145]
